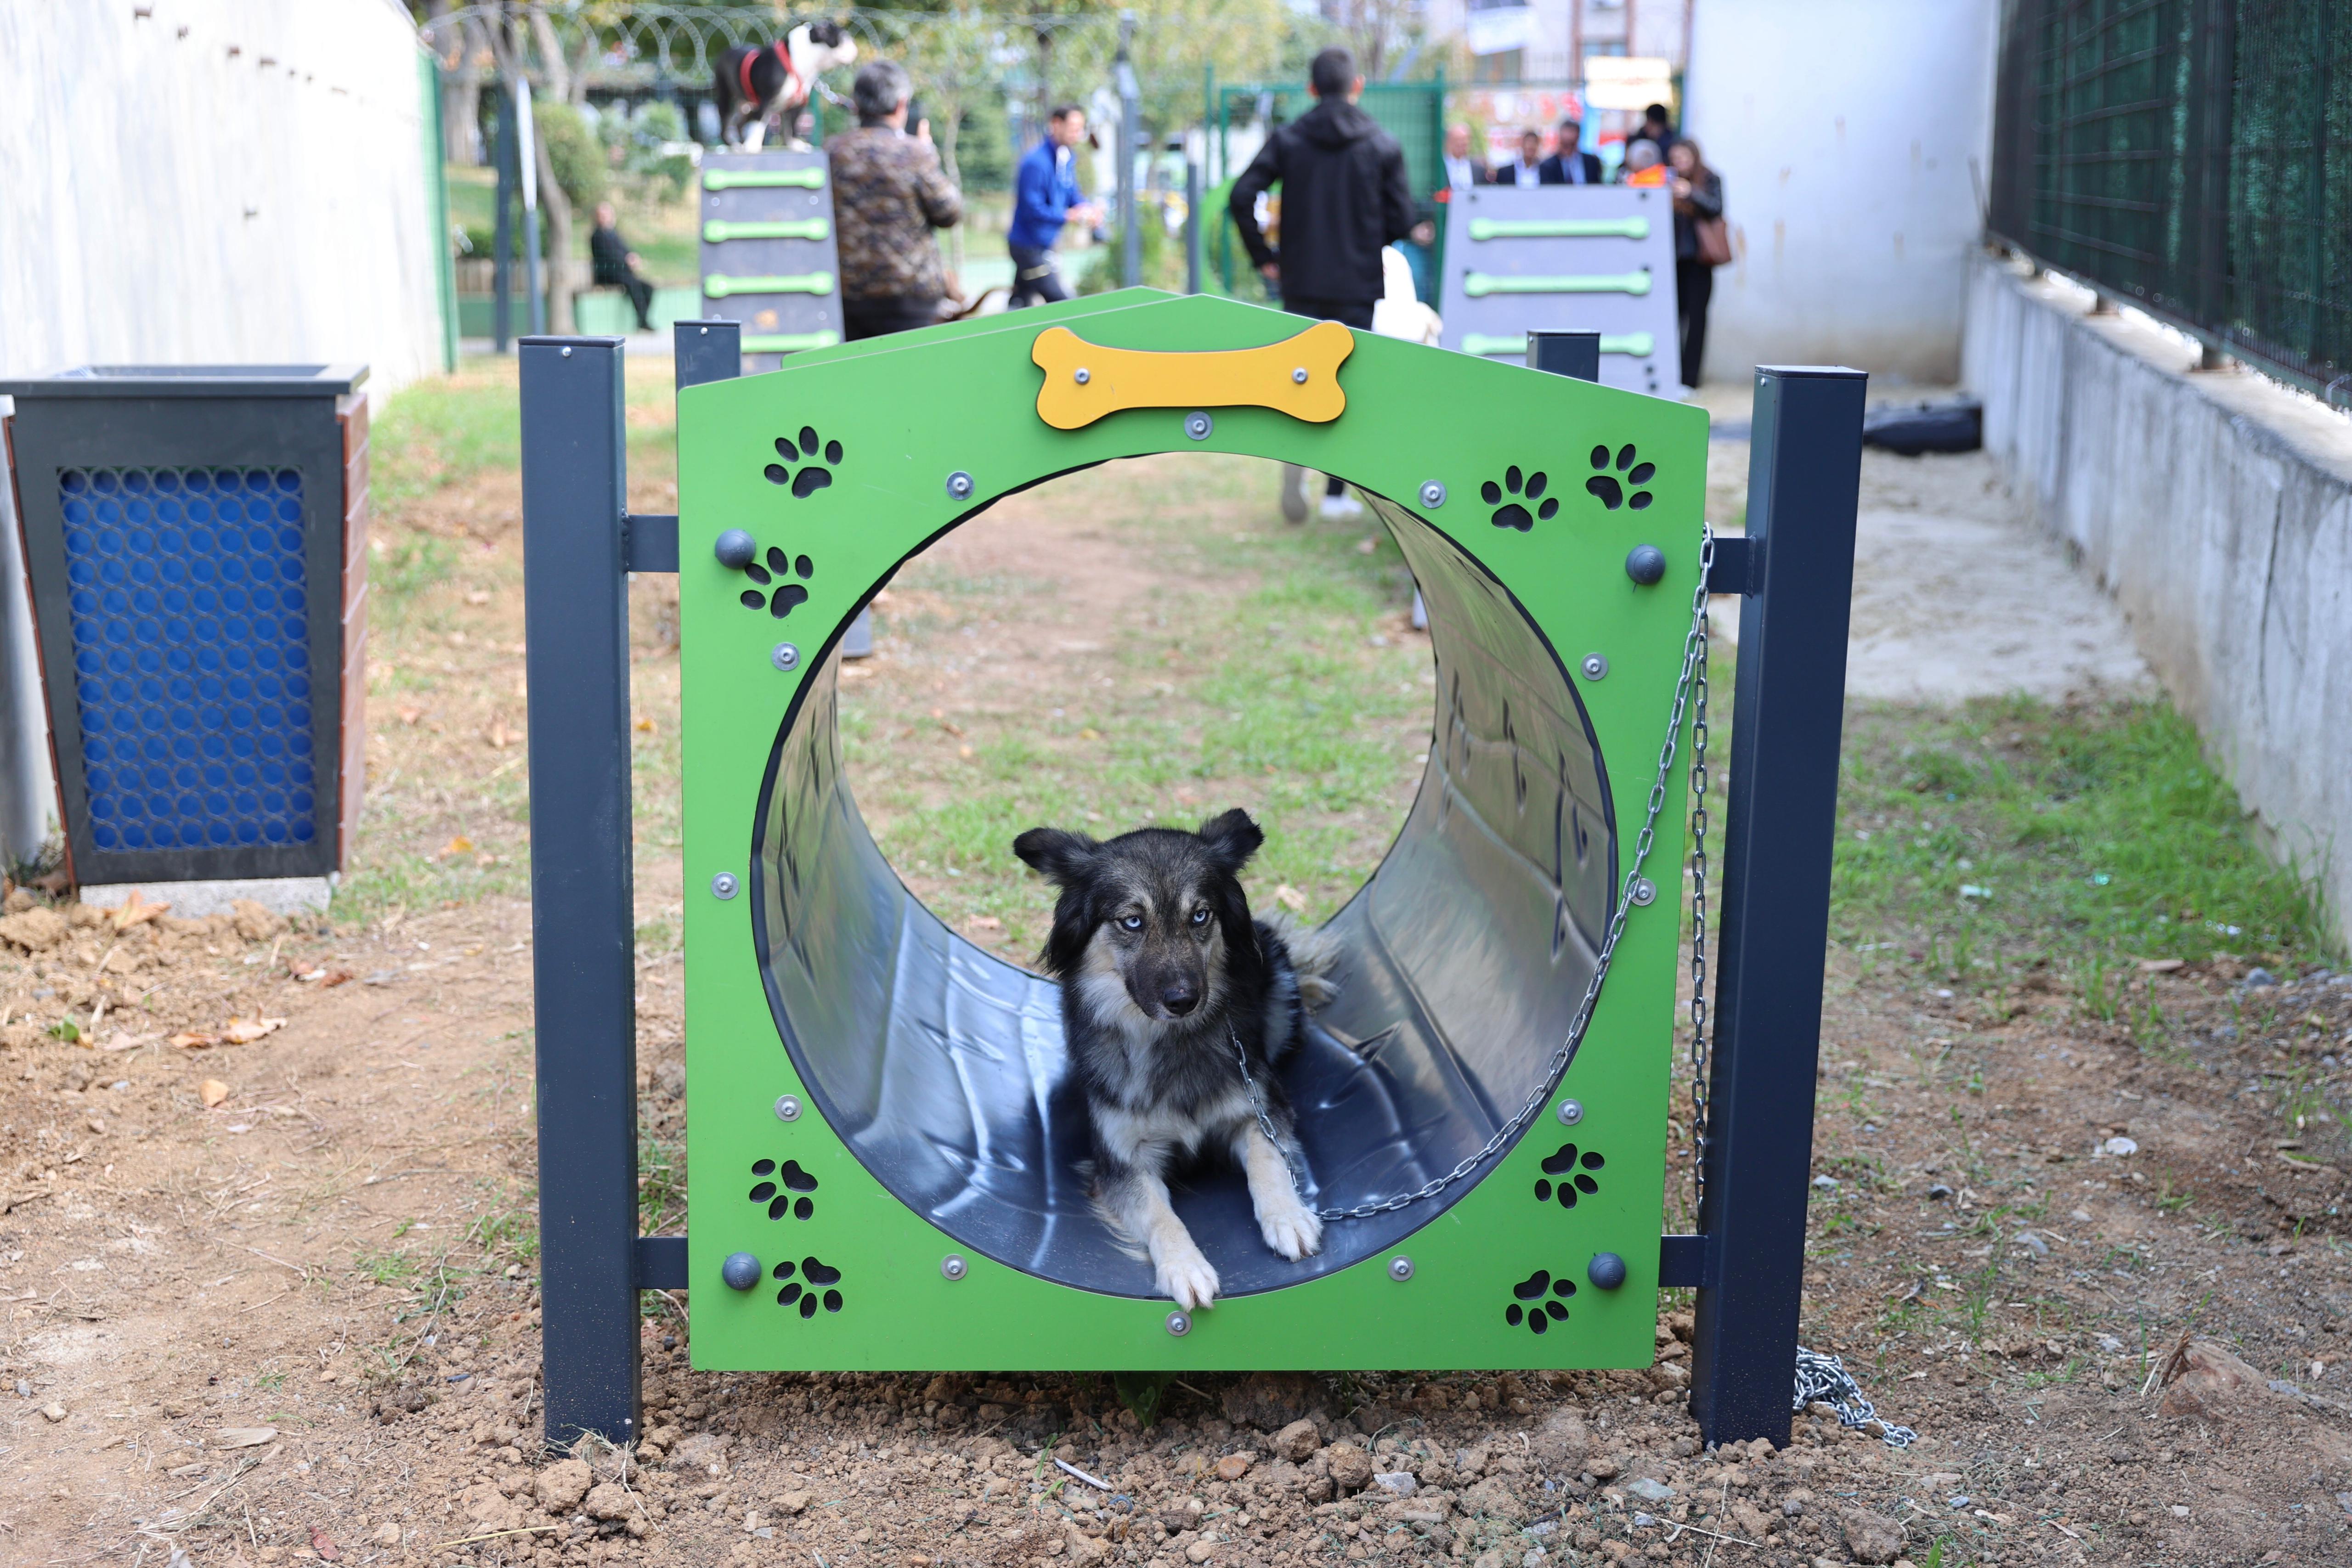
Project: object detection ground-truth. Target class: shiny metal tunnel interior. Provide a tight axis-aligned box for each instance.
[751,485,1617,1297]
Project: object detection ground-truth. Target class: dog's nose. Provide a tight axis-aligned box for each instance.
[1159,983,1199,1016]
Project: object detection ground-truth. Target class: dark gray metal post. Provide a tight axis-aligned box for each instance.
[517,79,548,338]
[1185,158,1204,295]
[521,335,640,1451]
[675,318,742,389]
[1527,329,1601,381]
[493,93,517,353]
[1687,365,1867,1447]
[1116,13,1141,288]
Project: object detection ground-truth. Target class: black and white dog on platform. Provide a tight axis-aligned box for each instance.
[1014,809,1339,1311]
[713,19,858,150]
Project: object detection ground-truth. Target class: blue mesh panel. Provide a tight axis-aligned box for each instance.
[56,466,317,854]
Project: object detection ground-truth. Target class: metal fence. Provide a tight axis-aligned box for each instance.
[1988,0,2351,402]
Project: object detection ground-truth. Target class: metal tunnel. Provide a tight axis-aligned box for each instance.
[749,486,1617,1298]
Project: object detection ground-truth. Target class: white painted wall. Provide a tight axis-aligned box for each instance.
[0,0,447,865]
[1683,0,1998,384]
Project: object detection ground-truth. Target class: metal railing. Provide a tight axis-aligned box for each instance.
[1988,0,2350,403]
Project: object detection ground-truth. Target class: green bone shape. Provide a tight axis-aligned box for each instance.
[702,167,826,191]
[742,331,842,353]
[1463,332,1656,359]
[704,272,837,299]
[704,218,832,243]
[1463,270,1651,297]
[1466,215,1649,242]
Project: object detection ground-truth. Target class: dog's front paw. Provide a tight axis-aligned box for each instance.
[1257,1192,1323,1261]
[1154,1244,1221,1311]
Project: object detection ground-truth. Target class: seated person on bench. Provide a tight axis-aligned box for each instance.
[589,202,656,333]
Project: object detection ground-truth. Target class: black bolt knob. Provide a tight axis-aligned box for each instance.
[1625,545,1668,586]
[714,529,758,570]
[1587,1251,1628,1290]
[720,1251,762,1291]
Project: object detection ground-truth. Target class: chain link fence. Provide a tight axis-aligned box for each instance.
[1988,0,2350,404]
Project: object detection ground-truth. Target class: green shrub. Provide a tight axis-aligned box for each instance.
[534,100,607,211]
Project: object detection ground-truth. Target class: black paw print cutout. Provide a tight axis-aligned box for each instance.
[764,425,842,499]
[1585,444,1656,511]
[771,1254,845,1318]
[1534,1142,1605,1208]
[1504,1267,1578,1334]
[726,538,816,619]
[748,1156,820,1221]
[1481,465,1558,532]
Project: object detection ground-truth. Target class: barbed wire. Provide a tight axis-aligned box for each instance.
[417,3,1123,90]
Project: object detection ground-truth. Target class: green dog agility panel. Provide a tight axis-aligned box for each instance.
[673,291,1703,1374]
[517,297,1866,1452]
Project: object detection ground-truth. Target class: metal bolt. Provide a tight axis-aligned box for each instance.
[561,346,573,358]
[699,325,710,335]
[1587,1251,1629,1290]
[1075,367,1091,385]
[945,470,974,500]
[714,529,758,570]
[720,1252,762,1291]
[1184,411,1213,441]
[771,643,800,672]
[1629,877,1657,907]
[1625,544,1668,585]
[1292,367,1308,384]
[1388,1255,1415,1282]
[710,872,740,901]
[940,1254,968,1282]
[774,1094,803,1122]
[1580,653,1610,681]
[1556,1099,1584,1126]
[1165,1311,1192,1337]
[1419,481,1447,508]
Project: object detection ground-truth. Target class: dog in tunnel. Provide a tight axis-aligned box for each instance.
[1014,809,1339,1310]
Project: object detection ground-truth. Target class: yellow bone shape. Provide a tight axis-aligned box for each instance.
[1029,321,1354,431]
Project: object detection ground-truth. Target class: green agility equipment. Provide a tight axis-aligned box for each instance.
[703,218,832,243]
[703,166,827,191]
[702,271,836,299]
[1467,216,1651,242]
[741,331,842,354]
[1464,270,1653,298]
[517,296,1869,1455]
[1465,332,1657,360]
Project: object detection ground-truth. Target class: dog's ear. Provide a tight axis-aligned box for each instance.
[1014,826,1099,886]
[1196,808,1264,874]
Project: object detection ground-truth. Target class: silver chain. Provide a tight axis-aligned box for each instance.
[1794,1346,1918,1448]
[1231,532,1719,1225]
[1686,528,1714,1218]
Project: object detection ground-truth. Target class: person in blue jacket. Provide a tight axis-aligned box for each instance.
[1007,104,1102,307]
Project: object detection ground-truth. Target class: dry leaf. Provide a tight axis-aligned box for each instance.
[107,889,170,931]
[311,1526,342,1562]
[170,1031,220,1050]
[215,1426,277,1447]
[1273,885,1309,914]
[634,716,656,733]
[965,915,1004,933]
[439,835,475,859]
[486,719,511,749]
[200,1079,231,1108]
[101,1031,161,1052]
[396,705,424,726]
[2136,957,2185,973]
[465,590,492,606]
[220,1017,286,1045]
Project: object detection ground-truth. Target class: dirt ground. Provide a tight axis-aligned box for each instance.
[3,375,2349,1568]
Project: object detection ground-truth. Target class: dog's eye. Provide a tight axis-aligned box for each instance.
[1119,914,1144,932]
[1190,908,1211,926]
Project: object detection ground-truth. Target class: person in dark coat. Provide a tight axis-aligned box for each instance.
[1229,46,1430,521]
[1668,138,1726,388]
[589,202,656,332]
[1536,118,1604,186]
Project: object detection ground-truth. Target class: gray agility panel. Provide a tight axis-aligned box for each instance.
[700,150,845,374]
[1439,185,1680,396]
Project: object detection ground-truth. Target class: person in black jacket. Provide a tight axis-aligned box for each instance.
[1536,118,1604,186]
[1229,47,1428,521]
[589,203,656,333]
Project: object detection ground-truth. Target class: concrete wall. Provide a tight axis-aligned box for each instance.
[0,0,446,867]
[1683,0,1998,384]
[1963,253,2352,942]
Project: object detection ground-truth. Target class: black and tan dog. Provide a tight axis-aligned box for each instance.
[712,19,858,150]
[1015,809,1337,1310]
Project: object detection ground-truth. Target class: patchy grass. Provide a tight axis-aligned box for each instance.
[1832,696,2333,985]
